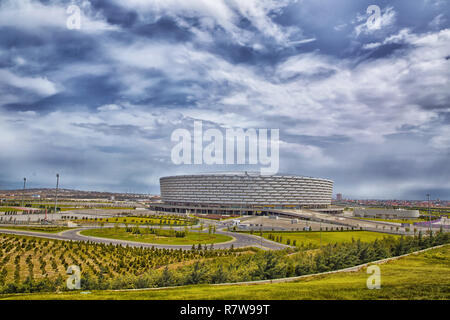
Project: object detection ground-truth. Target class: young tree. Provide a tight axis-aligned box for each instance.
[157,266,173,287]
[186,261,205,284]
[211,265,227,284]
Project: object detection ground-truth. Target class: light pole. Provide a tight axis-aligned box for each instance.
[260,211,263,248]
[427,194,431,235]
[54,173,60,220]
[21,177,26,208]
[320,219,322,248]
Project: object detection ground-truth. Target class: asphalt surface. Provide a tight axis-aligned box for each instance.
[0,226,289,251]
[5,210,439,251]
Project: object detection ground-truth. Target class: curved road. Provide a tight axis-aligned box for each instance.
[0,226,289,251]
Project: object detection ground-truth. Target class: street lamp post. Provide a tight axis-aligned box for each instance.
[427,193,431,235]
[21,177,26,208]
[259,206,265,248]
[320,219,322,248]
[54,174,60,220]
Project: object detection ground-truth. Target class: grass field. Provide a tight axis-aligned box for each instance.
[80,228,233,245]
[353,217,435,224]
[189,214,239,221]
[50,206,135,211]
[0,226,71,233]
[2,244,448,300]
[255,231,400,246]
[76,216,195,226]
[0,203,136,212]
[0,207,21,212]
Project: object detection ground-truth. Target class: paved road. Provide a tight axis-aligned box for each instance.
[0,226,289,251]
[281,209,436,235]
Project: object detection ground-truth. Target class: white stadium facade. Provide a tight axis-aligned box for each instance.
[149,172,338,216]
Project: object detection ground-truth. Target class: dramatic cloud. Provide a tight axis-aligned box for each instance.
[0,0,449,199]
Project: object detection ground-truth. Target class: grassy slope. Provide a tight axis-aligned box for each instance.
[80,228,233,245]
[2,245,448,300]
[258,231,399,246]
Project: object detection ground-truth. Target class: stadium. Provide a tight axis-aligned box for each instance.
[150,172,335,216]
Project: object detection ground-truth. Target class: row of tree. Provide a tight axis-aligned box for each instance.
[1,231,448,293]
[125,226,187,238]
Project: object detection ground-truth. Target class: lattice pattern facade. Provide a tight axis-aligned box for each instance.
[160,173,333,209]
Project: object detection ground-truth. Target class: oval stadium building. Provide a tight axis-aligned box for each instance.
[156,172,333,214]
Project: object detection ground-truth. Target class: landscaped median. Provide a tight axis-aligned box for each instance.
[79,227,234,245]
[351,217,437,224]
[0,207,21,212]
[240,230,400,247]
[74,215,197,226]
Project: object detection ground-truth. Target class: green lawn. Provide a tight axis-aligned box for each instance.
[189,214,239,221]
[89,207,136,210]
[353,217,434,224]
[45,206,135,211]
[257,231,399,246]
[2,245,448,300]
[0,207,21,212]
[1,204,136,211]
[80,227,233,245]
[76,216,194,226]
[0,226,72,233]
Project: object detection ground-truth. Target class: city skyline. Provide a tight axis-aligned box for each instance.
[1,183,449,203]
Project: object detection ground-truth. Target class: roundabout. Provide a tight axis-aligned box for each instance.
[79,227,234,245]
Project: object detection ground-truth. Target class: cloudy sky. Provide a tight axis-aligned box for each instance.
[0,0,449,199]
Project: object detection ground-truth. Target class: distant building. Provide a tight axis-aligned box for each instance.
[336,193,342,201]
[354,208,419,220]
